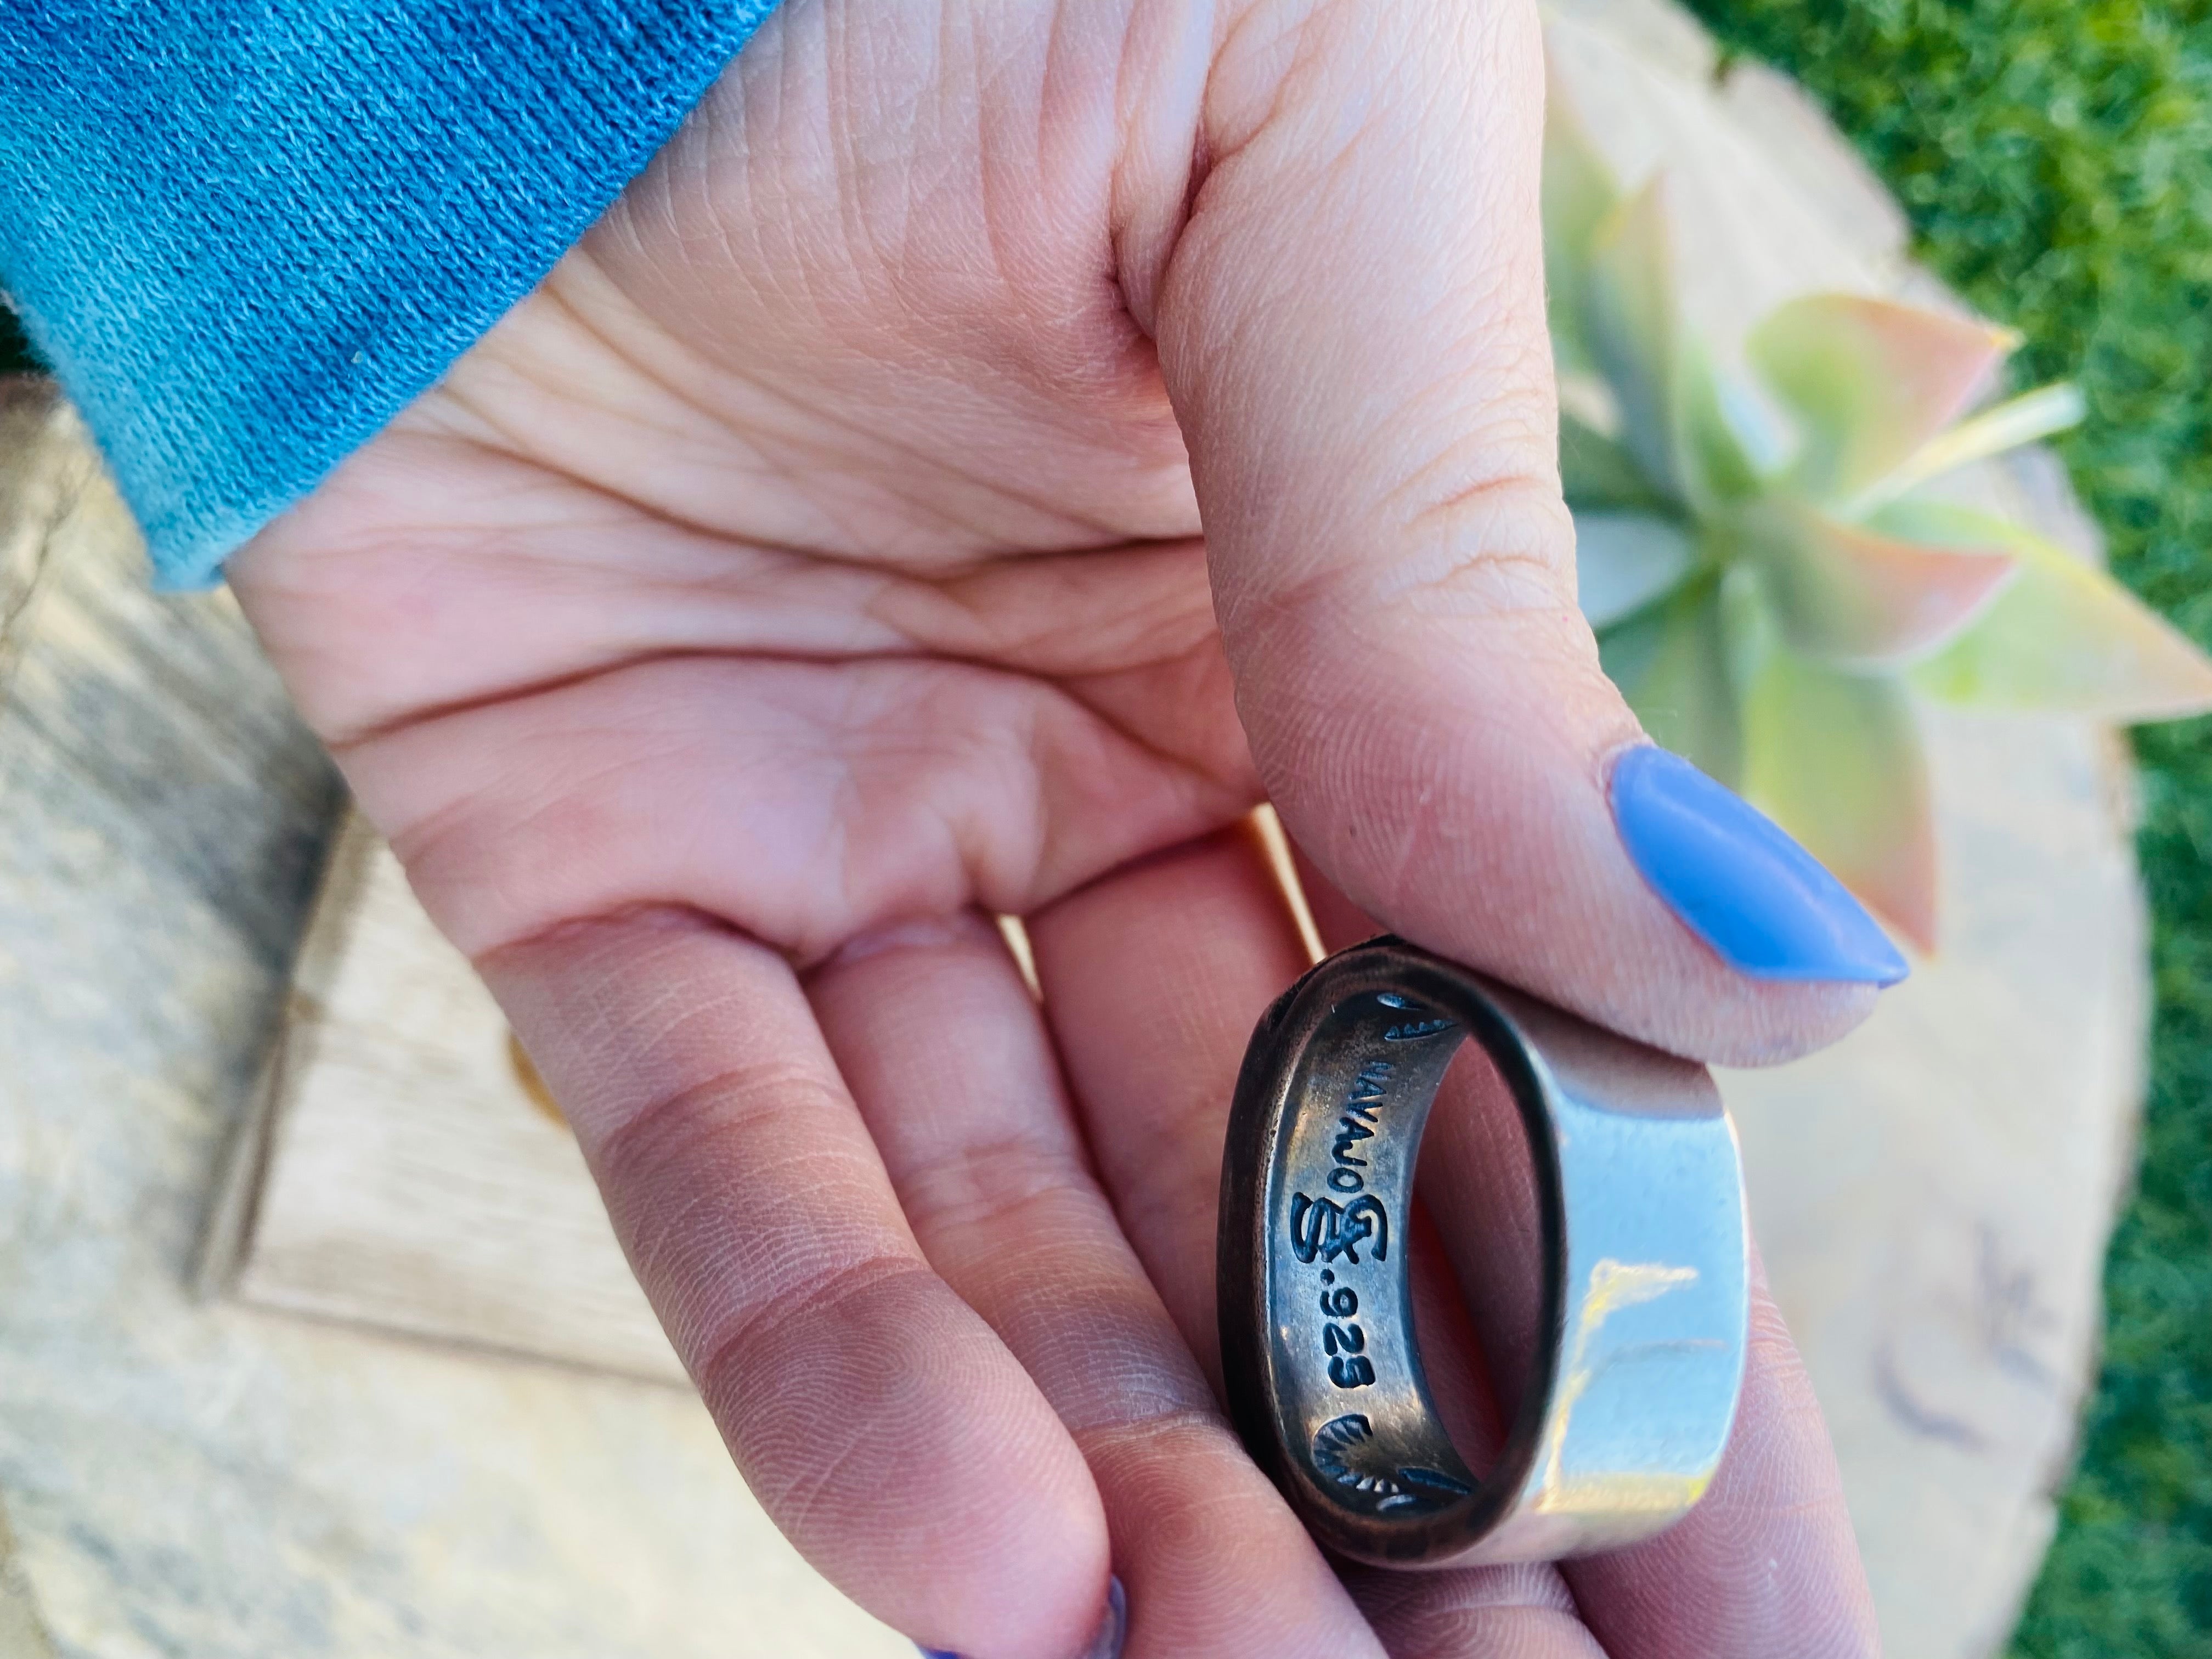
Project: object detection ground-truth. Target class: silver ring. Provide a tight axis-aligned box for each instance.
[1215,937,1748,1567]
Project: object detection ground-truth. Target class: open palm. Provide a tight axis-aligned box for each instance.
[230,0,1880,1652]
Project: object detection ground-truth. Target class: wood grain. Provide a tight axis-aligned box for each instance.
[226,812,686,1384]
[0,383,903,1658]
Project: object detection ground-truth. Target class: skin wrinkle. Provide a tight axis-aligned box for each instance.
[809,1026,1209,1439]
[325,645,759,756]
[870,538,1217,674]
[501,916,696,1052]
[1102,0,1211,336]
[1386,443,1568,566]
[641,1150,877,1323]
[560,924,791,1076]
[961,13,1156,416]
[705,1277,1085,1592]
[820,907,996,967]
[975,7,1062,324]
[1072,1400,1234,1459]
[1235,588,1866,1065]
[262,496,921,735]
[690,1252,940,1426]
[1026,855,1393,1651]
[338,542,1211,712]
[725,41,1186,546]
[1159,4,1557,566]
[891,1130,1105,1240]
[932,1243,1222,1431]
[474,901,768,996]
[317,565,909,746]
[376,717,676,911]
[450,301,1085,563]
[1028,837,1296,1342]
[472,272,733,474]
[1223,498,1573,658]
[1008,1314,1222,1436]
[1197,0,1324,166]
[578,1049,850,1193]
[358,650,1239,964]
[608,1130,904,1343]
[1063,656,1252,800]
[601,161,1193,557]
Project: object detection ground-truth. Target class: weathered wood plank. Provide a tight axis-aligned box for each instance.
[227,812,686,1383]
[0,387,904,1658]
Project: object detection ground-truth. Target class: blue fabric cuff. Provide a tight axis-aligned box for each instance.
[0,0,780,587]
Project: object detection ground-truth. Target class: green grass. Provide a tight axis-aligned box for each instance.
[1685,1,2212,1650]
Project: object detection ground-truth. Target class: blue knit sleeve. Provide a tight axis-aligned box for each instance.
[0,1,780,586]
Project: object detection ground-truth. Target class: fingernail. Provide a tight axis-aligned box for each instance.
[914,1577,1126,1659]
[1085,1576,1127,1659]
[1609,746,1909,985]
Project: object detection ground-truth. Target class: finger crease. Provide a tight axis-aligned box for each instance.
[691,1251,936,1404]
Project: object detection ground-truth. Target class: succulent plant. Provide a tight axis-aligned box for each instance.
[1546,96,2212,952]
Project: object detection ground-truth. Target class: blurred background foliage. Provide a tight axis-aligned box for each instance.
[1686,1,2212,1652]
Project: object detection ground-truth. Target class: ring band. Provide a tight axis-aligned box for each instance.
[1215,937,1749,1567]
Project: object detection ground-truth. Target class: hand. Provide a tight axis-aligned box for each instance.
[230,0,1884,1652]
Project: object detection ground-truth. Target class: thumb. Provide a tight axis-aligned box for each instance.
[1137,0,1903,1064]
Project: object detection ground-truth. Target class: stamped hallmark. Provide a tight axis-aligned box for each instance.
[1325,1059,1392,1192]
[1289,1194,1389,1266]
[1285,1047,1412,1389]
[1376,990,1455,1043]
[1311,1414,1474,1511]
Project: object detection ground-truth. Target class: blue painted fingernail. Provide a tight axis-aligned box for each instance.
[1610,746,1908,986]
[1086,1576,1128,1659]
[916,1650,962,1658]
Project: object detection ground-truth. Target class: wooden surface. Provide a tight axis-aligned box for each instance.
[218,812,685,1383]
[0,386,904,1659]
[0,8,2148,1655]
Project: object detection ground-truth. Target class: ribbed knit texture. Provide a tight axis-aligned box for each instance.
[0,0,780,586]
